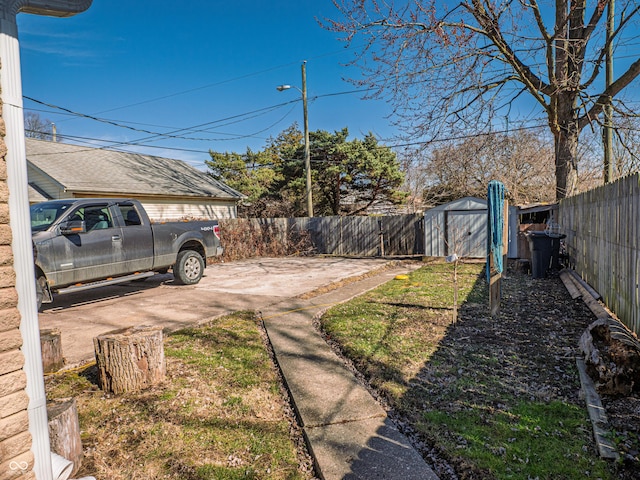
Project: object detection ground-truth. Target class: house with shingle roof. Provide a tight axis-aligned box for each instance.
[26,138,244,220]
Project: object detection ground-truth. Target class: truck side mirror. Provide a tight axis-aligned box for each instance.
[60,220,86,235]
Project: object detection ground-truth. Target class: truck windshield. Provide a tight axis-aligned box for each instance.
[30,201,75,232]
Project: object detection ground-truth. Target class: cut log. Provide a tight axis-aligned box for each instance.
[47,397,83,476]
[580,318,640,396]
[93,325,166,394]
[40,328,64,373]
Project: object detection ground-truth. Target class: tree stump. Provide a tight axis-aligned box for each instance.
[93,325,166,394]
[41,328,64,373]
[47,398,83,476]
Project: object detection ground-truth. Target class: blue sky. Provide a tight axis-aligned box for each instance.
[17,1,397,170]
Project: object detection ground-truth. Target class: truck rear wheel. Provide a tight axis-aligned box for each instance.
[174,250,204,285]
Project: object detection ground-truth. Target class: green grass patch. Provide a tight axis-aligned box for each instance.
[322,262,486,401]
[422,401,610,478]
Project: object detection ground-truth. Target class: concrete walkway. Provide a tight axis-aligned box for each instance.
[260,266,439,480]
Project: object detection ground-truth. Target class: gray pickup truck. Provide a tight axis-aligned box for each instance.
[30,198,223,308]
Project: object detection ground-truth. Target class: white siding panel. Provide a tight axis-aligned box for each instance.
[508,206,518,258]
[424,210,446,256]
[27,165,70,201]
[140,199,237,221]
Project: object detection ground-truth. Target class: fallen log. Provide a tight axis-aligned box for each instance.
[579,317,640,396]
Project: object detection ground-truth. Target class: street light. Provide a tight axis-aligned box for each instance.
[276,60,313,217]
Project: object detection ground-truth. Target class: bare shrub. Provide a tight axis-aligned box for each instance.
[215,218,315,262]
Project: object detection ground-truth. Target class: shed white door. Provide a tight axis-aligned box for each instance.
[446,210,487,258]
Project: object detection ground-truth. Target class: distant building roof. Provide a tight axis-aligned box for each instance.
[516,202,559,215]
[26,138,244,200]
[28,183,51,203]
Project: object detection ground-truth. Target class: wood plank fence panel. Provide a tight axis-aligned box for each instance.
[308,215,424,256]
[224,214,424,258]
[559,173,640,335]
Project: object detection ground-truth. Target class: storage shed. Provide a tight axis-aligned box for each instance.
[424,197,489,258]
[424,197,518,259]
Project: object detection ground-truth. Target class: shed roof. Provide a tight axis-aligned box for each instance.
[26,138,244,200]
[427,196,487,212]
[516,202,558,214]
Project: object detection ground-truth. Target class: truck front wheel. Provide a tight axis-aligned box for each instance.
[174,250,204,285]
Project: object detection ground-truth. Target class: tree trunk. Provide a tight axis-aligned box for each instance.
[555,121,579,200]
[93,325,166,394]
[40,328,64,373]
[47,398,83,477]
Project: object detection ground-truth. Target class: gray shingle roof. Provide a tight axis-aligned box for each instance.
[26,138,243,200]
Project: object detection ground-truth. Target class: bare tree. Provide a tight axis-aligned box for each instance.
[326,0,640,200]
[24,112,55,140]
[398,148,430,212]
[608,116,640,176]
[420,130,556,205]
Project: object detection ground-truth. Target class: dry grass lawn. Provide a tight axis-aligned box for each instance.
[45,311,316,480]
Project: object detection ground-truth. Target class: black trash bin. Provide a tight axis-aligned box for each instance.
[526,231,553,278]
[550,233,566,270]
[526,231,566,278]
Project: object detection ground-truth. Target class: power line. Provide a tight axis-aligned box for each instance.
[23,96,299,142]
[25,116,549,161]
[21,87,375,153]
[23,87,552,158]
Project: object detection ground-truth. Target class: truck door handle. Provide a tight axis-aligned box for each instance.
[112,235,121,241]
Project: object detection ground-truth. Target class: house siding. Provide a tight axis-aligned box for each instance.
[27,164,65,201]
[0,99,34,477]
[141,199,237,221]
[25,138,244,218]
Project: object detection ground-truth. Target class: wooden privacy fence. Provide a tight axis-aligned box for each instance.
[220,214,425,258]
[559,173,640,335]
[301,214,425,256]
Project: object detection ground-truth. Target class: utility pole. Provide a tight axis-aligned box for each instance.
[603,0,614,183]
[276,61,313,217]
[301,61,313,217]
